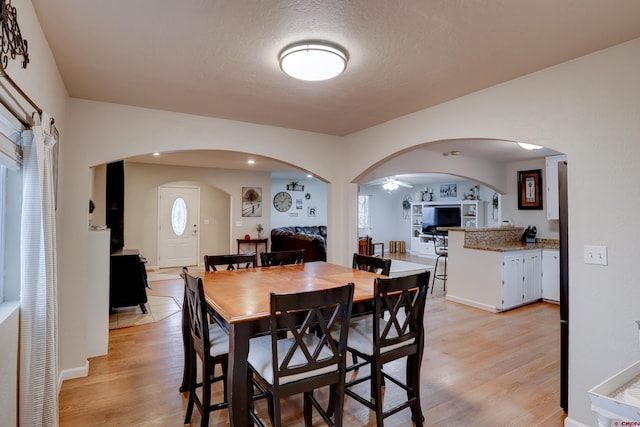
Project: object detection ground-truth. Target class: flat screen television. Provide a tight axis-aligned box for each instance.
[422,205,461,233]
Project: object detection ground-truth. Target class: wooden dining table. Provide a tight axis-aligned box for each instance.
[182,261,383,426]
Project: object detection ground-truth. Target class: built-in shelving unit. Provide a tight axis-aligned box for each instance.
[410,200,486,257]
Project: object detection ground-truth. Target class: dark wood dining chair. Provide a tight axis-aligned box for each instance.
[204,253,256,271]
[350,253,393,367]
[260,249,305,266]
[352,253,392,276]
[333,271,430,427]
[182,267,230,427]
[247,283,354,427]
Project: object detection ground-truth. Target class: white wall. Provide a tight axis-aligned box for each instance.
[122,162,272,266]
[270,177,327,229]
[502,158,559,238]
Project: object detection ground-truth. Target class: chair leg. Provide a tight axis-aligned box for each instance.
[431,255,447,294]
[220,362,228,403]
[184,347,196,425]
[442,256,447,293]
[201,368,211,427]
[271,393,282,427]
[303,391,313,427]
[407,353,425,426]
[372,360,385,427]
[327,384,336,417]
[431,255,439,294]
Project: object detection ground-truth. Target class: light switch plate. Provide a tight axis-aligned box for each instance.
[584,245,608,265]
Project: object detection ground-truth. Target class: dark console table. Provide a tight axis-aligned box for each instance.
[236,238,268,265]
[110,249,148,313]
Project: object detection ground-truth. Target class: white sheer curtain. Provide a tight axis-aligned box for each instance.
[20,112,59,427]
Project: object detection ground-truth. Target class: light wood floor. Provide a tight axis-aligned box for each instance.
[59,254,566,426]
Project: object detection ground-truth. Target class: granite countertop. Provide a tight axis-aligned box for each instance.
[451,227,560,252]
[464,240,559,252]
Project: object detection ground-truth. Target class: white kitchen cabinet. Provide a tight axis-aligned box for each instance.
[500,250,542,310]
[541,249,560,302]
[546,154,567,220]
[523,251,542,303]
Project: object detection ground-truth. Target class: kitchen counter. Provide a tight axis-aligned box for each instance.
[448,227,559,251]
[445,228,559,312]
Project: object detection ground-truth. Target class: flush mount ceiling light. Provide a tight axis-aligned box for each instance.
[517,142,543,151]
[279,41,348,81]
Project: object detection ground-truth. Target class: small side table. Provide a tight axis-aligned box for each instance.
[370,241,384,256]
[236,238,268,265]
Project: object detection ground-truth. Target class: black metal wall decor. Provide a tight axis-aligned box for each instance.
[0,0,28,70]
[0,0,41,128]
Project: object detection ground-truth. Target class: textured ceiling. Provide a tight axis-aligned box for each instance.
[27,1,640,185]
[31,0,640,137]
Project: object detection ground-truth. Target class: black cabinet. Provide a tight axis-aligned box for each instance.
[110,249,148,312]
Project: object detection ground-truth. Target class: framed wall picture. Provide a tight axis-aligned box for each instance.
[242,187,262,217]
[440,183,457,198]
[517,169,543,210]
[286,182,304,191]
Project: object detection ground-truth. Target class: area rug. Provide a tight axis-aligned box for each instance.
[109,295,181,329]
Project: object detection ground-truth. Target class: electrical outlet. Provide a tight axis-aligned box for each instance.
[584,245,608,266]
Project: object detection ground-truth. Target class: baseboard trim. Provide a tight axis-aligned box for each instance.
[445,294,498,312]
[564,416,590,427]
[58,360,89,391]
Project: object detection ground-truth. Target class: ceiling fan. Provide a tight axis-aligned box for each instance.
[367,177,413,191]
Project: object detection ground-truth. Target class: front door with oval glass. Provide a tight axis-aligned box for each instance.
[158,185,200,268]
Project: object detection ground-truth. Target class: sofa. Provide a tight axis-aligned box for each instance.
[270,226,327,262]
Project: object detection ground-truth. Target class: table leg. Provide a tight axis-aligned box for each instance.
[228,322,252,426]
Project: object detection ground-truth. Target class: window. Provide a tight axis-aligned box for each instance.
[171,197,188,236]
[358,194,371,230]
[0,165,5,303]
[0,116,22,303]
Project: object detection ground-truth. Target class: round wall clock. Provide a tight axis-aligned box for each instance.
[273,191,292,212]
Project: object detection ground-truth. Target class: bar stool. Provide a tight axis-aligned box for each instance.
[431,232,448,294]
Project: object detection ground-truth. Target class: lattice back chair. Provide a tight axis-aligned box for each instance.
[182,268,230,427]
[260,249,305,266]
[352,253,392,276]
[334,271,430,427]
[247,283,355,427]
[350,253,392,367]
[204,253,256,271]
[431,231,449,294]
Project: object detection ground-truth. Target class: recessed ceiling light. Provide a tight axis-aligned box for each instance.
[517,142,543,150]
[306,174,313,178]
[247,160,255,164]
[153,152,160,156]
[279,41,348,81]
